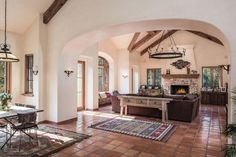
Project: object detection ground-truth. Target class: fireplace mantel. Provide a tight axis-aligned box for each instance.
[162,74,200,79]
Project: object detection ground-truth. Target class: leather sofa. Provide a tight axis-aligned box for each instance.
[111,94,200,122]
[99,92,111,107]
[166,95,200,122]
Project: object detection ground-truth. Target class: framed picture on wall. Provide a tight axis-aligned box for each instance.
[147,68,161,87]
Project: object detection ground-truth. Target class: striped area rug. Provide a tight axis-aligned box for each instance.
[90,118,176,142]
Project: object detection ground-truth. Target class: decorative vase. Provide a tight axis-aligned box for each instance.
[187,67,190,74]
[166,69,170,74]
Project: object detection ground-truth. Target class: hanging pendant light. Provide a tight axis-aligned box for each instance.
[148,30,186,59]
[0,0,19,62]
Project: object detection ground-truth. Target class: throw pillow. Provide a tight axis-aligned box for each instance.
[99,92,107,99]
[105,92,111,97]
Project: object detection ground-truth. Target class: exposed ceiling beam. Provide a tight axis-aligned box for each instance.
[128,32,141,52]
[187,30,224,46]
[43,0,68,24]
[147,31,157,34]
[140,30,178,56]
[131,31,161,52]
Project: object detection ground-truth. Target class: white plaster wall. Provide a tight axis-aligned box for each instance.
[116,49,130,94]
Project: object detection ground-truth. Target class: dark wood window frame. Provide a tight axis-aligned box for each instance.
[24,54,34,96]
[0,62,11,93]
[98,56,109,92]
[202,66,223,89]
[6,63,11,93]
[77,60,85,111]
[147,68,162,87]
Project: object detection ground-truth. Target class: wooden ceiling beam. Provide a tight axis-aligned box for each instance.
[128,32,141,52]
[140,30,178,56]
[131,31,161,52]
[147,31,157,34]
[187,30,224,46]
[43,0,68,24]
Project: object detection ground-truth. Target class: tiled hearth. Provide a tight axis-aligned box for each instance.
[163,78,199,94]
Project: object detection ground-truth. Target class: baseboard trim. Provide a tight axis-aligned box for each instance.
[39,120,57,125]
[57,117,77,124]
[86,108,99,111]
[39,117,78,125]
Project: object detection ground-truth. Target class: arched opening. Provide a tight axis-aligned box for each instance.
[98,56,109,92]
[57,19,232,126]
[98,51,115,92]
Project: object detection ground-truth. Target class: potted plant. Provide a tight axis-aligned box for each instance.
[0,93,12,111]
[224,87,236,157]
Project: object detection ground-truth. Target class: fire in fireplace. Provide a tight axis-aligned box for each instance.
[171,85,189,95]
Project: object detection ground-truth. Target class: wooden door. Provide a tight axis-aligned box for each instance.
[77,61,85,111]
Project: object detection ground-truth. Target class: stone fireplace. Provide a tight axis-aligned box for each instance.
[162,74,199,94]
[171,85,189,95]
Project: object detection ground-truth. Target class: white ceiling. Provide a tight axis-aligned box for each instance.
[0,0,53,34]
[110,31,164,52]
[110,33,134,49]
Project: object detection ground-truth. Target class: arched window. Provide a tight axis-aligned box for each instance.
[98,56,109,92]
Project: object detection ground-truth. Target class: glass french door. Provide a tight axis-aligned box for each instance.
[77,61,85,110]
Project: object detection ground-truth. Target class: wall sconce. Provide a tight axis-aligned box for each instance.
[122,74,128,79]
[64,70,74,77]
[219,64,230,74]
[32,66,39,75]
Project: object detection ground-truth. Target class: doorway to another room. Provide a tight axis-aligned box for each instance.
[77,61,85,111]
[98,56,112,108]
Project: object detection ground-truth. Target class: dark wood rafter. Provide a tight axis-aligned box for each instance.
[43,0,68,24]
[128,32,141,52]
[130,31,161,52]
[140,30,178,56]
[147,31,158,35]
[187,30,224,46]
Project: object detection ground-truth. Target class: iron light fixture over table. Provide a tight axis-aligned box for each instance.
[148,30,186,59]
[0,0,19,62]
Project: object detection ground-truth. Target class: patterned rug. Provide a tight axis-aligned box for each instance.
[90,118,176,142]
[0,125,90,157]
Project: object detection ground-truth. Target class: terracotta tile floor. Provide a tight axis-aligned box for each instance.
[49,104,226,157]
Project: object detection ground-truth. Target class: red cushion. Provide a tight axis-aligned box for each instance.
[105,92,111,97]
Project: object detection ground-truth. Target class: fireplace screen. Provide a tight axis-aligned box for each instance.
[171,85,189,95]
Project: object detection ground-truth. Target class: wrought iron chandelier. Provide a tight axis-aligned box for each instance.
[148,30,186,59]
[0,0,19,62]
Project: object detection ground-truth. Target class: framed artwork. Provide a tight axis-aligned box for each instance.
[171,59,190,69]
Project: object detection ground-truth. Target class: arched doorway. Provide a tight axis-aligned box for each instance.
[98,51,115,92]
[98,56,109,92]
[56,19,231,124]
